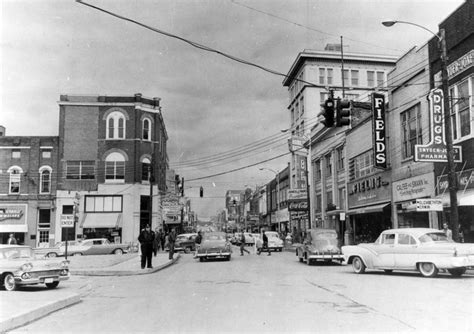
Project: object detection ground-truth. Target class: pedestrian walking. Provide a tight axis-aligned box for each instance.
[153,228,161,256]
[168,228,177,260]
[442,223,453,241]
[258,230,271,256]
[240,232,250,256]
[194,230,203,257]
[138,224,155,269]
[160,229,166,251]
[7,233,17,245]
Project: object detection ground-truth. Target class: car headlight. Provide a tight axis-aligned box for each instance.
[20,263,33,272]
[60,260,70,268]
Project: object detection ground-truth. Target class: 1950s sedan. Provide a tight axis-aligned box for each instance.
[0,245,70,291]
[69,238,130,256]
[195,232,232,262]
[296,229,344,265]
[342,228,474,277]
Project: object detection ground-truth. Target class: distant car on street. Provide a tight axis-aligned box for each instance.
[256,231,284,252]
[173,233,198,253]
[342,228,474,277]
[195,231,232,262]
[0,245,70,291]
[68,238,130,256]
[296,229,344,265]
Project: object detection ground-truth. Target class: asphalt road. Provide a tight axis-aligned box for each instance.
[10,247,474,333]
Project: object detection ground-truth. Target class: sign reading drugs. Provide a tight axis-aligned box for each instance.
[415,88,462,162]
[372,93,387,169]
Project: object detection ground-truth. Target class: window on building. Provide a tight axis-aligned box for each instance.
[336,146,345,171]
[66,161,95,180]
[343,69,349,86]
[313,160,321,181]
[38,209,51,245]
[106,111,126,139]
[319,68,326,85]
[105,152,125,182]
[401,104,422,160]
[325,153,332,177]
[339,188,346,210]
[85,195,123,213]
[367,71,375,87]
[376,71,385,87]
[39,167,52,194]
[326,191,333,207]
[354,151,374,179]
[351,70,359,86]
[315,194,322,212]
[141,157,151,182]
[327,68,333,85]
[142,118,151,141]
[12,150,21,159]
[451,77,472,140]
[41,150,51,159]
[8,166,22,194]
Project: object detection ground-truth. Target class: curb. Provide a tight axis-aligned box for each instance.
[70,254,181,276]
[0,293,81,333]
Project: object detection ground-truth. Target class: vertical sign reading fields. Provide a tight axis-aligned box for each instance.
[372,93,387,169]
[414,88,462,162]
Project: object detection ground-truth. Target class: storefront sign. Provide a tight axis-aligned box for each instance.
[415,199,443,212]
[0,207,24,221]
[437,168,474,193]
[288,200,308,211]
[415,88,462,162]
[447,49,473,80]
[348,173,391,208]
[288,189,307,200]
[372,93,387,169]
[393,172,435,202]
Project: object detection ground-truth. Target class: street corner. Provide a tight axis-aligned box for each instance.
[0,290,81,333]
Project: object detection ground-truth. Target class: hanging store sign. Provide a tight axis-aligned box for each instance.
[288,189,307,200]
[372,93,387,169]
[437,168,474,193]
[393,172,435,202]
[414,88,462,162]
[415,199,443,212]
[288,200,308,211]
[60,214,74,227]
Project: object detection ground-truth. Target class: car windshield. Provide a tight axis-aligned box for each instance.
[0,247,34,260]
[204,233,226,241]
[314,232,337,239]
[419,232,450,243]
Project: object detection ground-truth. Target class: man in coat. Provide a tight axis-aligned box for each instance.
[168,228,177,260]
[138,224,155,269]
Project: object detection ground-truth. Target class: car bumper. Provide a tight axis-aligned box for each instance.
[196,251,231,258]
[14,271,70,285]
[308,254,344,261]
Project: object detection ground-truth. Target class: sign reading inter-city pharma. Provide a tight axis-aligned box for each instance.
[414,88,462,162]
[372,93,387,169]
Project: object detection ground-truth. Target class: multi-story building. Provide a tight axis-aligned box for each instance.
[55,93,168,244]
[283,46,397,240]
[0,134,59,247]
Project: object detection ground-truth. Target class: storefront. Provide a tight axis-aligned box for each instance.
[347,171,392,244]
[392,172,440,229]
[0,204,28,245]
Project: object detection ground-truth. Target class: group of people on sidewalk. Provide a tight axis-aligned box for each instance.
[137,225,177,270]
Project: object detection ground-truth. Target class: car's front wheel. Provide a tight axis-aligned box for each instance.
[447,267,466,277]
[113,249,123,255]
[3,273,17,291]
[418,262,438,277]
[46,281,59,289]
[352,256,366,274]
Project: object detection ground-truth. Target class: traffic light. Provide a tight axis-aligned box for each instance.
[336,98,351,127]
[200,186,204,198]
[181,177,185,196]
[320,98,335,127]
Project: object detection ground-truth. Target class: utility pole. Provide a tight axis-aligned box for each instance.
[149,151,154,229]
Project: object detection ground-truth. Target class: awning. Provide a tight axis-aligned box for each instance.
[0,224,28,233]
[436,189,474,207]
[327,209,345,216]
[80,213,122,229]
[347,203,390,215]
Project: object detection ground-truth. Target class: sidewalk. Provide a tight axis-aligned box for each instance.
[0,251,179,332]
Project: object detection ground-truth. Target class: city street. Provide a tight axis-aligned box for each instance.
[10,247,474,333]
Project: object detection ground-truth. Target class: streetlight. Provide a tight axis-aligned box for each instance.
[382,20,459,241]
[259,167,280,233]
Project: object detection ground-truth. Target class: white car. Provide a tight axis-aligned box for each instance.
[342,228,474,277]
[256,231,284,252]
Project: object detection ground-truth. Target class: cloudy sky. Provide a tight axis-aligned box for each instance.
[1,0,464,219]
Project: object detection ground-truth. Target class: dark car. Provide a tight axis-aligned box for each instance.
[296,229,344,265]
[173,233,198,253]
[195,232,232,262]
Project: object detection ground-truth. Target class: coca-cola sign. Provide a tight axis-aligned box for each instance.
[288,200,308,212]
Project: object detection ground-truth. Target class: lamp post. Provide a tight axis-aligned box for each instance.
[259,167,280,233]
[382,20,459,241]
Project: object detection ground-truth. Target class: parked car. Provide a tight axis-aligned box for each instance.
[256,231,284,252]
[342,228,474,277]
[0,245,70,291]
[173,233,198,252]
[69,238,130,256]
[296,229,344,265]
[34,241,81,258]
[195,231,232,262]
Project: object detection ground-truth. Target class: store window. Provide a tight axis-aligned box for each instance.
[401,103,422,160]
[85,195,123,213]
[336,146,345,171]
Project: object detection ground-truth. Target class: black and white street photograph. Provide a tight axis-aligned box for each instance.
[1,0,473,333]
